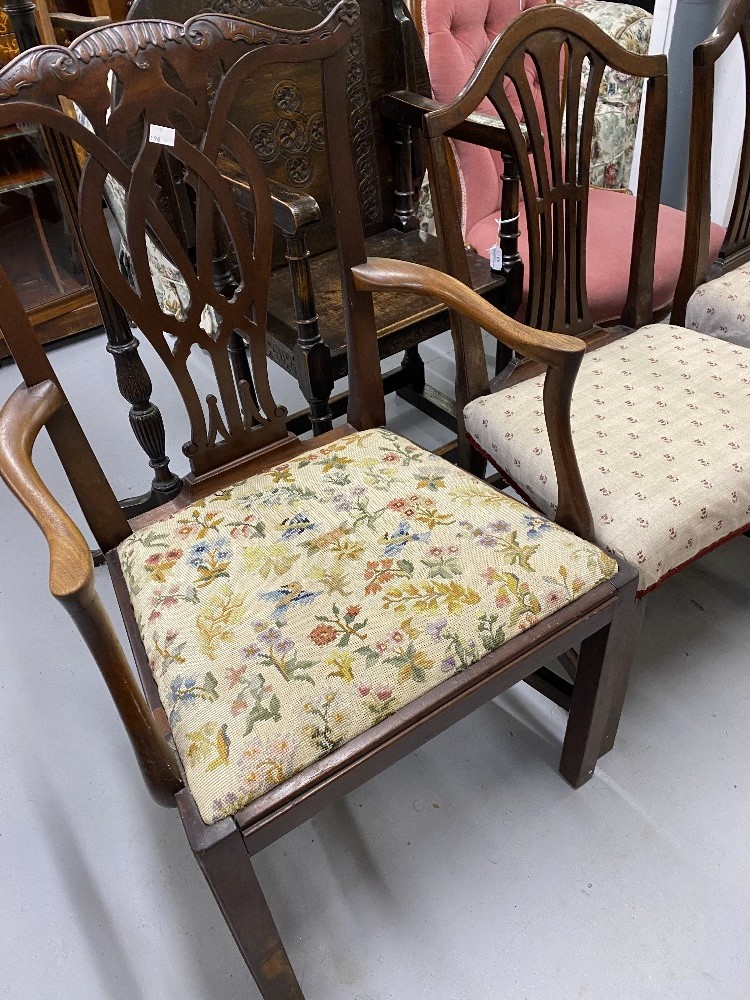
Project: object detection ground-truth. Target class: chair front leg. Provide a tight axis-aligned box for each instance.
[559,566,641,786]
[180,793,304,1000]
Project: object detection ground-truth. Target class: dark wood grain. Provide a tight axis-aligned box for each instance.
[126,0,508,434]
[420,5,666,340]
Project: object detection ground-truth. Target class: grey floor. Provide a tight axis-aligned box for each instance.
[0,329,748,1000]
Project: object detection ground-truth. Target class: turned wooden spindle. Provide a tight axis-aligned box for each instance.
[2,0,182,514]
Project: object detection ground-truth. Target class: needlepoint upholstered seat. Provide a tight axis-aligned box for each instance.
[465,326,750,595]
[118,426,617,824]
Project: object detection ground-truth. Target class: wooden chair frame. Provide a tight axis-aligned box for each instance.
[672,0,750,325]
[388,4,667,369]
[0,7,638,996]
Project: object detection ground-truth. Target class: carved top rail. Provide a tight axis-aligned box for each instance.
[0,4,360,479]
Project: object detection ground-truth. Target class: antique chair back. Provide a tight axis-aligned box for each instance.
[0,8,643,995]
[0,5,382,510]
[413,1,725,333]
[116,0,500,442]
[672,0,750,327]
[419,4,667,339]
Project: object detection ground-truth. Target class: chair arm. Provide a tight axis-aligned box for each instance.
[218,154,321,235]
[352,257,593,541]
[0,379,183,807]
[0,380,92,600]
[383,91,529,155]
[352,258,585,367]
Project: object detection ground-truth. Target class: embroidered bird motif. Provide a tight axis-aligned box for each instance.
[382,521,430,557]
[279,512,316,539]
[260,581,321,622]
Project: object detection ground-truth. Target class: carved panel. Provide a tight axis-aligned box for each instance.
[249,80,324,187]
[191,0,381,226]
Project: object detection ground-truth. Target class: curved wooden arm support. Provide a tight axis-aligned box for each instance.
[0,381,92,599]
[383,91,523,155]
[0,381,183,807]
[352,258,585,363]
[352,258,594,541]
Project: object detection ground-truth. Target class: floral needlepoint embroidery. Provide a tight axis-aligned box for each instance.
[118,428,616,824]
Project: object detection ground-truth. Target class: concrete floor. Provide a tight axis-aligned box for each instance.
[0,329,748,1000]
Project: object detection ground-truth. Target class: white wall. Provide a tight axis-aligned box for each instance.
[630,0,743,225]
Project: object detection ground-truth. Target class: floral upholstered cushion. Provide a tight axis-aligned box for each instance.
[465,326,750,594]
[685,262,750,348]
[118,428,617,823]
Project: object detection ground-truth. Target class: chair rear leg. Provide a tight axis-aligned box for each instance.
[180,795,304,999]
[559,568,641,788]
[600,590,646,757]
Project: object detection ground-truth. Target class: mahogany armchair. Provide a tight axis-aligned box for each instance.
[672,0,750,343]
[0,7,639,996]
[417,7,750,709]
[415,0,726,326]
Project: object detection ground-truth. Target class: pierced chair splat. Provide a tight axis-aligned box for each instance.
[121,0,508,439]
[0,7,638,998]
[414,0,725,328]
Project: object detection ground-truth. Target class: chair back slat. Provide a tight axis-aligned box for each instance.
[674,0,750,322]
[425,5,667,335]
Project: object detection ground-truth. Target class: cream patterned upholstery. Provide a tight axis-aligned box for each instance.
[118,428,617,824]
[685,262,750,348]
[465,326,750,595]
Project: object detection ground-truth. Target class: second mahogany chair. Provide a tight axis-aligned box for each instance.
[0,6,638,997]
[672,0,750,342]
[414,6,750,719]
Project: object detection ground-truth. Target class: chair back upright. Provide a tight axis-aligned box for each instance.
[673,0,750,324]
[0,3,383,554]
[423,4,667,337]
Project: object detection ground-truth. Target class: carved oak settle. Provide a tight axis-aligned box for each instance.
[0,7,639,996]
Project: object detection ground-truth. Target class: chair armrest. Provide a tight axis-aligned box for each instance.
[383,91,529,155]
[218,154,321,235]
[0,380,92,600]
[352,258,584,367]
[0,379,183,807]
[352,257,594,541]
[49,13,111,39]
